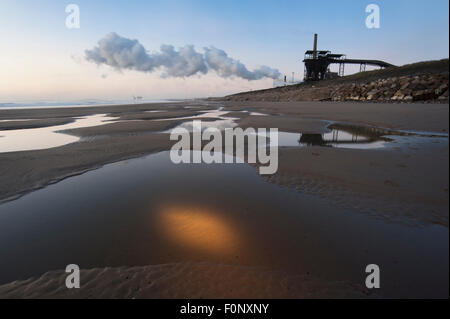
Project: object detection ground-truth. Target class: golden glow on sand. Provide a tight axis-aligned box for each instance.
[159,205,239,256]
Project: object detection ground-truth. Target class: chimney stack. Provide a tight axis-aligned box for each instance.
[313,33,318,59]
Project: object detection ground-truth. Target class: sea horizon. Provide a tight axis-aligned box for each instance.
[0,98,189,110]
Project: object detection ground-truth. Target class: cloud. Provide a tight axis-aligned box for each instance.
[203,47,280,80]
[85,32,280,80]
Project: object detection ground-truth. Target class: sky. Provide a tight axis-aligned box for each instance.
[0,0,448,102]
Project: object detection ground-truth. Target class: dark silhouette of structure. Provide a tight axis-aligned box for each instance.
[303,34,395,81]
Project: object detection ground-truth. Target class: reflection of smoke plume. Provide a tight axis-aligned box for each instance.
[85,33,280,80]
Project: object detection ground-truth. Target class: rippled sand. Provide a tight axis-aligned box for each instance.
[0,263,374,299]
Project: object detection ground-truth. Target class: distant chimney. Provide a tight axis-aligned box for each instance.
[313,33,318,59]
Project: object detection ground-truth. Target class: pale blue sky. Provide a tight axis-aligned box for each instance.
[0,0,448,100]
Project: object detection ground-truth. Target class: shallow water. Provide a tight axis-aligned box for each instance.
[257,129,387,149]
[2,107,444,153]
[0,151,447,298]
[161,108,239,132]
[241,110,269,116]
[0,119,33,123]
[163,109,414,149]
[0,114,117,153]
[266,125,449,150]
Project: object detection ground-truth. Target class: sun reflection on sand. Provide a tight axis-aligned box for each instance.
[158,205,240,256]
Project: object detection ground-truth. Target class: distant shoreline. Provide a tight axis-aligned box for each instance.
[0,99,188,110]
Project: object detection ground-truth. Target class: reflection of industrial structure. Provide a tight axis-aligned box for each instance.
[299,132,373,146]
[299,124,393,147]
[303,34,395,81]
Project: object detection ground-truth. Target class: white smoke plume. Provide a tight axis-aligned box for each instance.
[85,33,281,80]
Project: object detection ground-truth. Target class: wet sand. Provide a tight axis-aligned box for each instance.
[0,263,374,299]
[0,150,446,298]
[0,118,76,131]
[0,100,448,298]
[1,101,447,224]
[223,101,449,133]
[229,101,449,226]
[0,103,206,202]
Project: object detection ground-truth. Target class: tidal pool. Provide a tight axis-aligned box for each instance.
[259,124,449,149]
[164,110,408,149]
[0,151,447,298]
[251,130,386,149]
[0,114,117,153]
[256,126,389,149]
[161,108,239,132]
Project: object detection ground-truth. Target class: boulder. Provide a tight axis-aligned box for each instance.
[403,95,413,101]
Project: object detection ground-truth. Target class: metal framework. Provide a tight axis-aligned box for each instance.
[303,34,394,81]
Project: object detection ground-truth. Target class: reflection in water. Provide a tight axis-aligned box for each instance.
[299,129,383,149]
[161,108,239,132]
[169,118,238,132]
[299,124,393,149]
[260,124,392,149]
[241,111,268,116]
[0,114,118,153]
[159,205,239,256]
[0,119,33,123]
[0,151,447,297]
[299,134,327,146]
[259,129,386,149]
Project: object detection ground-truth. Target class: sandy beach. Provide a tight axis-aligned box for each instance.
[0,100,448,299]
[0,262,375,299]
[1,101,448,223]
[1,0,448,306]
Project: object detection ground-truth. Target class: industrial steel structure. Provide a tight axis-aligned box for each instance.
[303,34,395,81]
